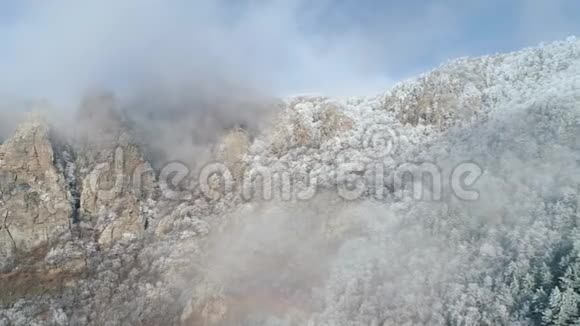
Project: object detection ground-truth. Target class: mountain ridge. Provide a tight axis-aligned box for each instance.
[0,37,579,325]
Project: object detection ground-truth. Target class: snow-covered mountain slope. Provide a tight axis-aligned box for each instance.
[238,37,579,201]
[1,37,580,326]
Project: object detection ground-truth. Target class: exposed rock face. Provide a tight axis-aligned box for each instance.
[215,129,251,180]
[0,115,72,258]
[0,94,157,257]
[75,94,156,246]
[79,139,155,246]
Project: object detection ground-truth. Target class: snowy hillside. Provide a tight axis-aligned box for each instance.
[1,37,580,326]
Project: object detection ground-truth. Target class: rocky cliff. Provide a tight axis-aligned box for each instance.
[0,96,158,268]
[74,94,156,246]
[0,114,72,260]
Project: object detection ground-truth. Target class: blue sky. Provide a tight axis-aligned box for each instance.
[0,0,579,101]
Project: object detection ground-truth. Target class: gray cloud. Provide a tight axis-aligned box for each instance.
[0,0,395,105]
[0,0,578,107]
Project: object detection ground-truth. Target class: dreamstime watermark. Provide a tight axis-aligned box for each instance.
[362,124,399,159]
[86,123,484,203]
[156,160,483,202]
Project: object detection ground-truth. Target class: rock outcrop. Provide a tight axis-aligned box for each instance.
[75,93,156,246]
[0,114,72,258]
[215,128,251,180]
[0,94,158,257]
[79,138,155,246]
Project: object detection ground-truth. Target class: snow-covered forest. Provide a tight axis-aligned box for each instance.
[0,37,580,326]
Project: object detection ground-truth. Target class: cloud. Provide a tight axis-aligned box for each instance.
[0,0,396,104]
[0,0,578,106]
